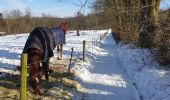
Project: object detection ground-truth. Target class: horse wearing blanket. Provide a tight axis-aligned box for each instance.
[23,21,67,95]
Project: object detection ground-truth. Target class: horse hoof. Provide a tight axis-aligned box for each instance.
[49,69,53,73]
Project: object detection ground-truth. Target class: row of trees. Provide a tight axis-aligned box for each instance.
[0,9,63,34]
[0,9,101,34]
[0,0,103,35]
[92,0,161,46]
[92,0,170,65]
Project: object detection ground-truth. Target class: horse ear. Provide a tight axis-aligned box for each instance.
[60,21,67,33]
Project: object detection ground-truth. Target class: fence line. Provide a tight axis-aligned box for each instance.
[90,31,109,52]
[19,31,109,98]
[19,31,109,71]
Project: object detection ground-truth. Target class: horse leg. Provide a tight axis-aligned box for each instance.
[42,59,49,81]
[28,49,41,95]
[57,46,60,59]
[60,44,63,59]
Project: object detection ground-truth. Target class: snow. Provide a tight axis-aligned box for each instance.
[117,42,170,100]
[72,33,140,100]
[0,29,170,100]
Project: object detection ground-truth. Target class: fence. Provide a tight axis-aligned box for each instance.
[19,31,109,99]
[91,31,109,52]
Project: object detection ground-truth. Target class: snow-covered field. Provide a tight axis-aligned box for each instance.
[0,29,170,100]
[0,30,106,70]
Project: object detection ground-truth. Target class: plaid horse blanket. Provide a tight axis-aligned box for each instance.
[50,27,66,46]
[23,26,56,60]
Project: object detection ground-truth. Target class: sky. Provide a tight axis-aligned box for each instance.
[0,0,93,17]
[160,0,170,9]
[0,0,170,18]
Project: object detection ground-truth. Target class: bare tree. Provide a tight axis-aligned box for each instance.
[10,9,23,18]
[25,8,31,17]
[72,0,89,36]
[57,0,89,35]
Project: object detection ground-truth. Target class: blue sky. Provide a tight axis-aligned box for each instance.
[0,0,169,17]
[160,0,170,9]
[0,0,93,17]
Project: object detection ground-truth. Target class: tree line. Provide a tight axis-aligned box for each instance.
[0,8,101,34]
[92,0,170,66]
[0,9,61,34]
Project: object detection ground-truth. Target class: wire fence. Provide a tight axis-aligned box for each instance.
[20,30,109,77]
[0,30,109,91]
[1,30,110,73]
[0,30,110,99]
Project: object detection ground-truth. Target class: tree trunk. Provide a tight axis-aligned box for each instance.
[139,0,160,48]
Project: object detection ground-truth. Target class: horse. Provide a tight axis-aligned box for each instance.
[23,26,56,95]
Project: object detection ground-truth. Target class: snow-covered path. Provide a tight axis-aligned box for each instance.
[74,33,140,100]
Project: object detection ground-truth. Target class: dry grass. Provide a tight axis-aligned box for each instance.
[0,59,81,100]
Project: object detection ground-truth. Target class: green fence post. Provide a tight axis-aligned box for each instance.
[20,53,28,100]
[68,47,74,73]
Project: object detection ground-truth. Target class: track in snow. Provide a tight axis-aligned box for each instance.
[74,33,140,100]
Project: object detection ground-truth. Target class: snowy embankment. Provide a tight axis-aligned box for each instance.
[117,42,170,100]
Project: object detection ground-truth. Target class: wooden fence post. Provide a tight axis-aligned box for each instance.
[20,54,28,100]
[83,40,86,61]
[92,38,94,51]
[100,35,102,41]
[68,47,74,73]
